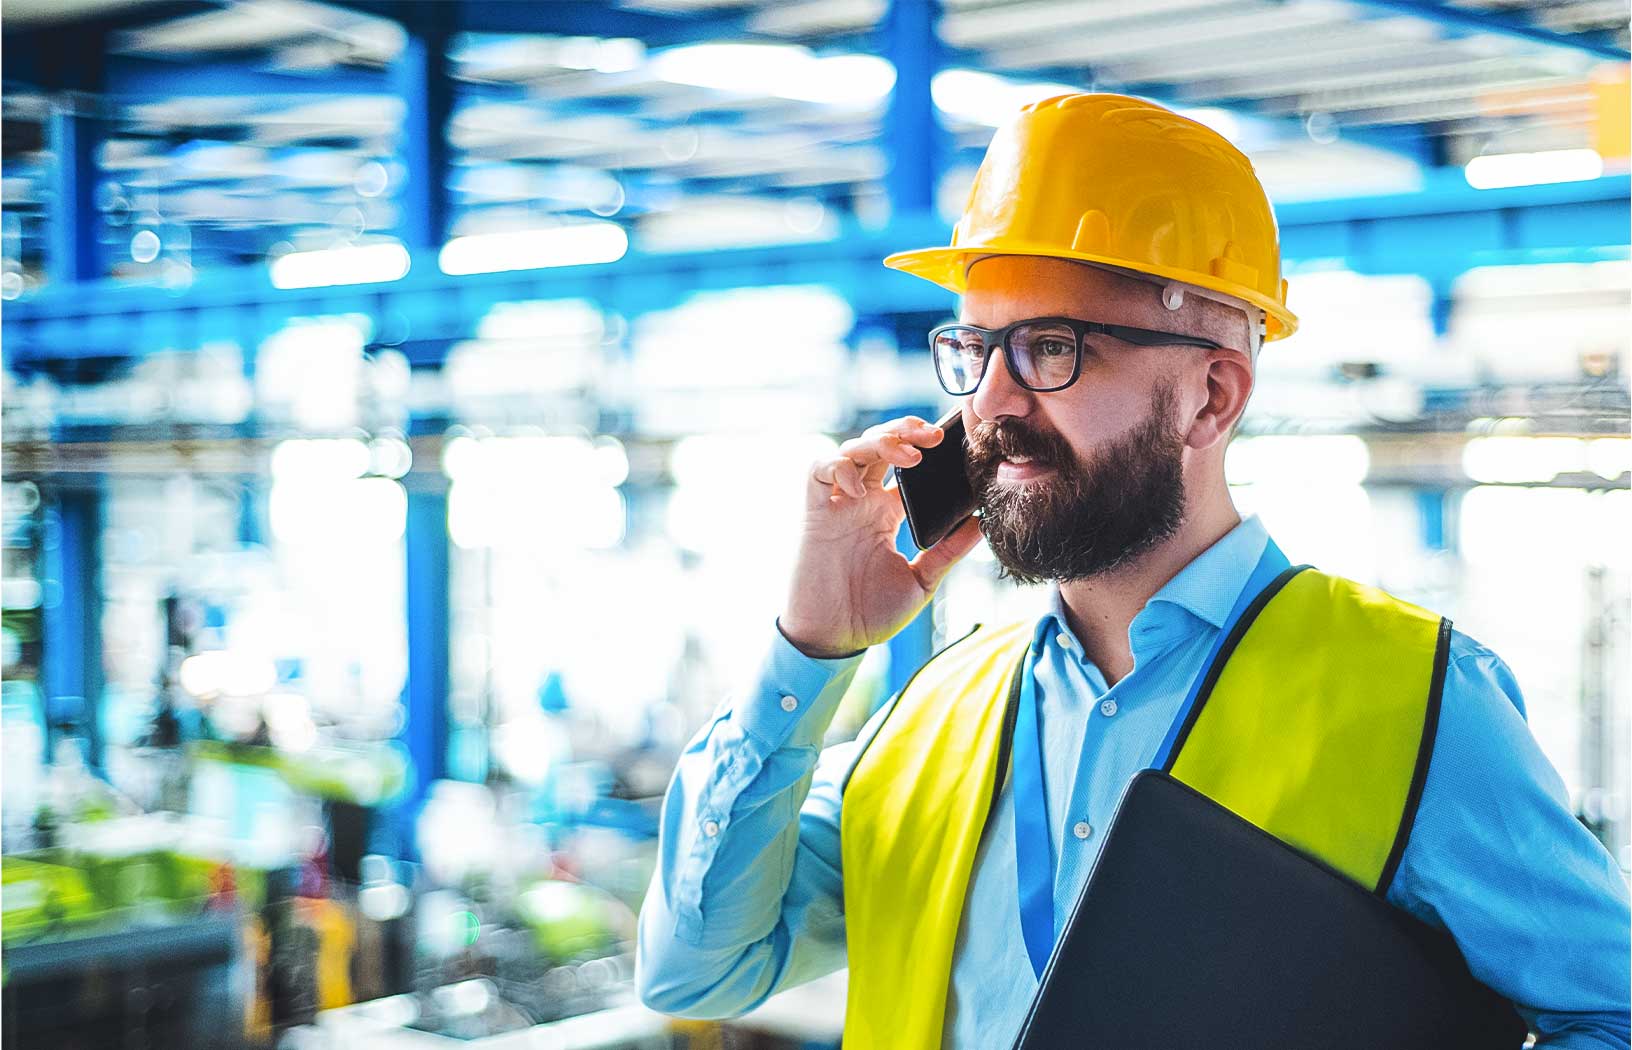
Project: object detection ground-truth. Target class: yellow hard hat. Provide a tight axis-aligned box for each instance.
[884,92,1298,340]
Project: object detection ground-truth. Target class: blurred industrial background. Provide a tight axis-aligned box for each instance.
[0,0,1628,1047]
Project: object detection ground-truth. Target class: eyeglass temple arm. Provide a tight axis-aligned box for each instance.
[1094,323,1221,349]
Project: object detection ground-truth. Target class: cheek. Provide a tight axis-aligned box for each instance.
[1044,381,1153,457]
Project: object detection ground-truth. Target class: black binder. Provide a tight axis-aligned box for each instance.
[1010,770,1527,1050]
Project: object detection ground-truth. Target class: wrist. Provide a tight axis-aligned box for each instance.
[776,617,865,660]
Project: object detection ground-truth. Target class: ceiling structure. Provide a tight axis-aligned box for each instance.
[1,0,1627,284]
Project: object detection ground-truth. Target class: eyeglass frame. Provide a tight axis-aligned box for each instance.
[926,315,1224,396]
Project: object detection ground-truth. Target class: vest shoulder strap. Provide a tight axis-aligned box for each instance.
[1166,568,1451,895]
[840,619,1032,797]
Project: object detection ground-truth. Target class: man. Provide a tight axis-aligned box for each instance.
[635,94,1631,1047]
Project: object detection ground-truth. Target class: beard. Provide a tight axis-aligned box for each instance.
[965,381,1188,584]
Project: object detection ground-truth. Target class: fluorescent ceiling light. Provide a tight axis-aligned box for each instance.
[269,240,410,289]
[1463,436,1587,484]
[439,221,628,276]
[650,43,895,107]
[1464,148,1603,190]
[931,69,1078,127]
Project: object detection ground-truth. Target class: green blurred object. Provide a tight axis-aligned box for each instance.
[1,856,100,940]
[514,880,617,962]
[189,740,408,805]
[2,848,266,946]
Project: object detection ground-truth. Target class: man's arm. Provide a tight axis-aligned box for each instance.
[634,622,891,1018]
[1386,634,1631,1049]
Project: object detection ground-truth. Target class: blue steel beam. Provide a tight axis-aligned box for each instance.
[1344,0,1628,62]
[47,100,104,285]
[883,0,945,216]
[399,481,451,858]
[4,174,1627,367]
[394,13,456,252]
[1091,75,1438,166]
[41,484,105,771]
[103,55,393,99]
[880,1,943,682]
[331,0,753,47]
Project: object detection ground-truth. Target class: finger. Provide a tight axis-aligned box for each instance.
[877,417,946,447]
[833,456,866,499]
[908,514,983,591]
[839,432,928,464]
[857,437,924,486]
[812,456,870,500]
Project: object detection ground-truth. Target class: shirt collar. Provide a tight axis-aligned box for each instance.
[1034,514,1273,653]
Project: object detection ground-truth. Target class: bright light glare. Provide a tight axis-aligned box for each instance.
[667,432,838,556]
[1464,148,1603,190]
[270,240,410,289]
[441,434,622,487]
[1587,438,1631,480]
[931,69,1078,127]
[476,299,604,342]
[271,476,407,544]
[450,479,624,550]
[1460,486,1594,565]
[271,438,371,482]
[1462,436,1586,484]
[439,222,628,276]
[1226,435,1370,487]
[1176,106,1241,143]
[179,650,277,698]
[649,44,895,107]
[443,435,628,550]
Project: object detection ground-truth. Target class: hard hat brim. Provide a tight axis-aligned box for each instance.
[883,244,1298,341]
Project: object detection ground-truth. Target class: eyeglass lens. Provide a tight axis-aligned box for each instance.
[932,320,1078,394]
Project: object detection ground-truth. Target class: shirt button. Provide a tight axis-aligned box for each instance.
[1073,821,1093,840]
[1100,699,1118,717]
[703,819,720,837]
[779,694,798,713]
[1056,631,1073,652]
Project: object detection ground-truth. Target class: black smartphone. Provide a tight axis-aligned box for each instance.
[895,407,978,551]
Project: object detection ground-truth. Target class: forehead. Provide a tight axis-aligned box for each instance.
[959,256,1161,328]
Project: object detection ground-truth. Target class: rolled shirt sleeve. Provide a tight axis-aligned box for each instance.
[635,621,882,1018]
[1386,633,1632,1048]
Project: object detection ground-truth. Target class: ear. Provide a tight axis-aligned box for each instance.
[1185,349,1253,452]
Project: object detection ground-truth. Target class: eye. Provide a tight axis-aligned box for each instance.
[1034,338,1073,358]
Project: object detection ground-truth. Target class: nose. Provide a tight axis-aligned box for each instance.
[968,343,1035,424]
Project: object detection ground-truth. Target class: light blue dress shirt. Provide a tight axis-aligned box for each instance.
[636,516,1632,1048]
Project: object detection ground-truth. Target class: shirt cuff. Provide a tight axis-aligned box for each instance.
[732,620,866,751]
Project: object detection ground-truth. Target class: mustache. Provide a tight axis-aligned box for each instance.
[965,419,1076,477]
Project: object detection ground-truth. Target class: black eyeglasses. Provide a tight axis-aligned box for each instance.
[927,316,1222,396]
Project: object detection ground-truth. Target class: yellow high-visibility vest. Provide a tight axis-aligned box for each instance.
[838,568,1448,1049]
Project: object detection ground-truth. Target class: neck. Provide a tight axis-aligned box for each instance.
[1056,487,1241,686]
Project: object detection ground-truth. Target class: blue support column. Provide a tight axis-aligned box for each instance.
[875,4,952,701]
[886,399,940,696]
[392,12,455,253]
[399,480,451,857]
[237,479,263,546]
[883,0,946,219]
[40,484,105,770]
[47,98,103,286]
[880,0,948,691]
[889,521,939,697]
[1428,275,1456,339]
[1416,488,1460,554]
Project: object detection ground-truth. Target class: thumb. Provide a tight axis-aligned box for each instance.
[908,514,984,593]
